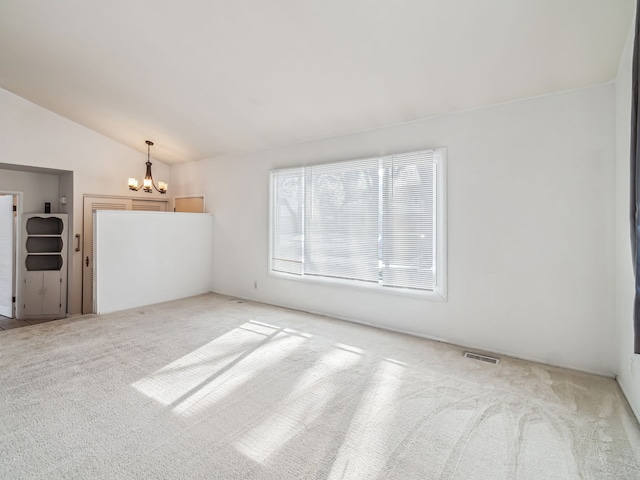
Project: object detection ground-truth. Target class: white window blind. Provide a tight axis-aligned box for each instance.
[271,167,303,275]
[381,150,436,290]
[270,148,445,294]
[305,158,379,283]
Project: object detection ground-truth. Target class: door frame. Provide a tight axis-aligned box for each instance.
[0,191,23,318]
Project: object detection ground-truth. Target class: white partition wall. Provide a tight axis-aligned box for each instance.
[94,211,213,314]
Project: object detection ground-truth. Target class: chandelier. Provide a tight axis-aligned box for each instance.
[128,140,167,194]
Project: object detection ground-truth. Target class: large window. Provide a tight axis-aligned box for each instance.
[270,148,446,298]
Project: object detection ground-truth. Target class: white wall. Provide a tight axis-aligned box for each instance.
[0,87,171,314]
[615,12,640,420]
[0,168,60,214]
[171,84,616,375]
[94,211,213,314]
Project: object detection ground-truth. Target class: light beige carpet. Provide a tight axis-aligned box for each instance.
[0,294,639,479]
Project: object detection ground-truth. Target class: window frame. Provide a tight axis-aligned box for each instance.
[269,147,447,302]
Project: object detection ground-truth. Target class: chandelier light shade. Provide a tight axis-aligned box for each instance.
[128,140,167,194]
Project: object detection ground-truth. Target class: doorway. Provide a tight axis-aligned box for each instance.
[0,192,21,319]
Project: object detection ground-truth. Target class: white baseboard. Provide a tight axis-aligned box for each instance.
[211,289,615,378]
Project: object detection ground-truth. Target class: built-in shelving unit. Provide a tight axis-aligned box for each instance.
[18,214,68,320]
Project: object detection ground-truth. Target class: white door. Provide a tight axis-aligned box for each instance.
[82,196,168,314]
[0,195,13,317]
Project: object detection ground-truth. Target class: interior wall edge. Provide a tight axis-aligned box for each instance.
[617,376,640,424]
[613,0,640,426]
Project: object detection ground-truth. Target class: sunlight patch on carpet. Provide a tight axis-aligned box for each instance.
[233,346,363,464]
[326,359,404,479]
[132,320,308,416]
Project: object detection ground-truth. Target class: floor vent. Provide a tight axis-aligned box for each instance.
[464,352,500,364]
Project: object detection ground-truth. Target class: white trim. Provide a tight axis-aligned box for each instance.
[268,171,275,275]
[269,270,446,301]
[434,147,447,301]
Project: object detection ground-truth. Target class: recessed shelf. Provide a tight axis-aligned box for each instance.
[26,255,63,271]
[26,217,64,235]
[20,213,68,321]
[26,237,63,253]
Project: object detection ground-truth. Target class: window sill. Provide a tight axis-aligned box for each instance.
[269,270,447,302]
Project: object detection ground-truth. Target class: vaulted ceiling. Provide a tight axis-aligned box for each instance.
[0,0,634,164]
